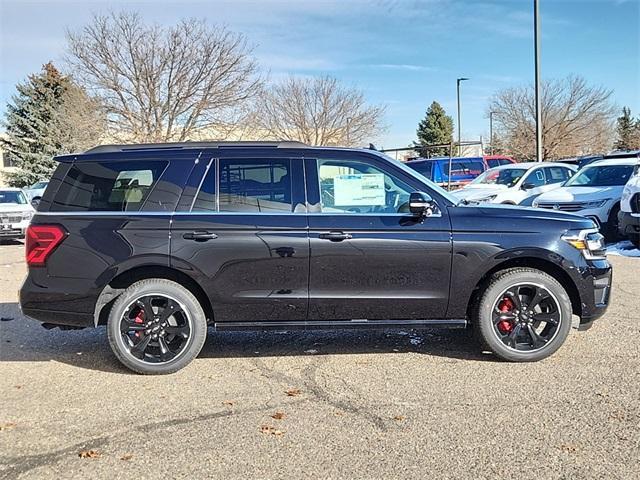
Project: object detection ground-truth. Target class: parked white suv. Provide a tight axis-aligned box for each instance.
[452,162,576,205]
[533,158,637,238]
[0,188,35,241]
[619,162,640,247]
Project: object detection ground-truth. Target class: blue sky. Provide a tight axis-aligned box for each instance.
[1,0,638,148]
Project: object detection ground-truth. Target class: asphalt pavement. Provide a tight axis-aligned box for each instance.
[0,240,638,479]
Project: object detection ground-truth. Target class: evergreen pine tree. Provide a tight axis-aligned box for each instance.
[614,107,637,151]
[1,62,105,187]
[415,101,454,157]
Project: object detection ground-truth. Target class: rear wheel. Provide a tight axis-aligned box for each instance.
[604,204,621,241]
[107,279,207,374]
[630,234,640,249]
[473,268,572,362]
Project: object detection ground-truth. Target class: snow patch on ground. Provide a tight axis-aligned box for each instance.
[607,241,640,258]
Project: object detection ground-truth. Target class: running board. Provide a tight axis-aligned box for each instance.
[214,319,467,331]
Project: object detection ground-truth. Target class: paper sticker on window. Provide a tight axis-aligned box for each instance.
[333,174,385,206]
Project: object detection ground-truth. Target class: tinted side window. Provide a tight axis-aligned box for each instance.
[523,168,546,187]
[408,162,433,180]
[219,159,292,212]
[487,159,501,168]
[191,161,216,212]
[544,166,571,184]
[51,161,167,212]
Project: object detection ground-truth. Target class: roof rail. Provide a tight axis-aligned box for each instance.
[84,141,308,154]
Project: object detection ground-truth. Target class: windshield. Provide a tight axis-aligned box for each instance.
[565,164,634,187]
[370,152,460,204]
[30,181,48,189]
[471,167,527,187]
[0,191,27,204]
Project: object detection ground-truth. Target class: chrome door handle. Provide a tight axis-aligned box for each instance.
[183,231,218,241]
[318,231,352,242]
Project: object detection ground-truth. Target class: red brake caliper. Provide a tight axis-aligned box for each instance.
[133,309,145,337]
[497,297,514,334]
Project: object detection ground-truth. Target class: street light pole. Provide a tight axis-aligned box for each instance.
[456,77,469,156]
[346,117,352,146]
[534,0,543,162]
[489,111,494,155]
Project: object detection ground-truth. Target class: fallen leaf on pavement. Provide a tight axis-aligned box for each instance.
[559,444,578,453]
[393,415,406,421]
[222,400,235,407]
[285,388,301,397]
[79,450,101,458]
[0,422,16,431]
[271,411,286,420]
[14,385,23,390]
[260,425,285,436]
[120,453,134,461]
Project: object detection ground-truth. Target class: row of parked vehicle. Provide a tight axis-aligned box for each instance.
[406,151,640,244]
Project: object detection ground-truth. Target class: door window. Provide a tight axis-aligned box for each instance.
[219,159,293,213]
[317,159,413,214]
[543,166,572,185]
[522,168,546,188]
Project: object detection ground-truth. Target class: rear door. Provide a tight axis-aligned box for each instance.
[170,151,309,323]
[305,151,452,321]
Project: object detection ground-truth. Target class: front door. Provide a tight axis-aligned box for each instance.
[170,153,309,323]
[305,153,452,321]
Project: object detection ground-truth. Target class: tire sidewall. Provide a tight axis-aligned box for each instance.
[107,279,207,374]
[476,270,572,362]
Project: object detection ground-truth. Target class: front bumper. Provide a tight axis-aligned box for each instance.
[618,210,640,237]
[0,219,28,239]
[574,259,612,329]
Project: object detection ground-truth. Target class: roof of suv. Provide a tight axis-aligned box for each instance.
[586,157,639,167]
[55,141,384,162]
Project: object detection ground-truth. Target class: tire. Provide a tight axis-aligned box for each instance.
[630,234,640,249]
[473,268,572,362]
[107,279,207,374]
[604,204,621,242]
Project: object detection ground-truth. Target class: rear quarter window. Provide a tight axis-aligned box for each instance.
[50,161,168,212]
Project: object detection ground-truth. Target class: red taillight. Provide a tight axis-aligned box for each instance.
[26,225,67,267]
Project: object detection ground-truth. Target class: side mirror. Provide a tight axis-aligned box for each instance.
[409,191,436,217]
[31,198,41,208]
[521,182,536,191]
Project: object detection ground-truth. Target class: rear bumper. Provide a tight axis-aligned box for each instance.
[19,274,96,327]
[618,210,640,237]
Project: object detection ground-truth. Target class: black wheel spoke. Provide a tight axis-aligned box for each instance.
[533,312,559,325]
[505,324,522,348]
[527,286,548,310]
[158,336,176,361]
[136,297,155,322]
[164,325,189,338]
[160,299,183,323]
[130,335,151,358]
[526,324,548,348]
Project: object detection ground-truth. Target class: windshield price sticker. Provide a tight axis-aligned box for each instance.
[334,173,385,206]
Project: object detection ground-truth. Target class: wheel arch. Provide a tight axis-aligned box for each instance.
[94,265,213,327]
[465,257,582,322]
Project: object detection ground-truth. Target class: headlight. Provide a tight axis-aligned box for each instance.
[477,194,497,203]
[582,199,610,209]
[562,229,606,260]
[21,211,33,221]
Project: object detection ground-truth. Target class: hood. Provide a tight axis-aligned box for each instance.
[535,186,622,203]
[452,184,508,201]
[450,203,595,233]
[0,203,34,214]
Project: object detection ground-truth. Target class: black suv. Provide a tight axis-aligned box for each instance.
[20,142,612,374]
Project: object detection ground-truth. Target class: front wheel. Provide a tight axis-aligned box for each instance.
[473,268,572,362]
[107,279,207,374]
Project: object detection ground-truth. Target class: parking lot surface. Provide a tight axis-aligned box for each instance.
[0,240,639,479]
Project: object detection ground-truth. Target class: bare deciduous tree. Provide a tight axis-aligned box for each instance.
[254,76,386,146]
[66,12,261,142]
[489,76,615,160]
